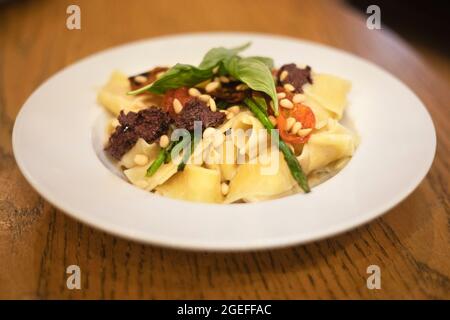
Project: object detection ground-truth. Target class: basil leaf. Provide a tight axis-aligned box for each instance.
[222,55,239,76]
[253,95,268,115]
[225,57,279,115]
[127,42,277,110]
[199,42,251,70]
[128,64,213,95]
[129,43,251,95]
[247,56,274,69]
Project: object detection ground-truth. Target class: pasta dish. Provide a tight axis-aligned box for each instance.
[97,43,358,203]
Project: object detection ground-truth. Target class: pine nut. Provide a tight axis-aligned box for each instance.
[208,98,217,112]
[236,83,248,91]
[134,154,149,166]
[283,83,295,92]
[280,98,293,109]
[188,87,201,97]
[226,112,235,120]
[173,98,183,114]
[291,121,302,134]
[268,115,277,126]
[221,182,229,195]
[205,81,220,93]
[196,79,211,89]
[293,93,306,103]
[297,128,312,137]
[203,127,216,139]
[219,76,230,83]
[199,94,211,102]
[277,92,286,99]
[212,66,219,74]
[213,133,225,148]
[159,134,170,148]
[228,106,240,114]
[134,75,147,84]
[286,117,296,131]
[280,70,288,81]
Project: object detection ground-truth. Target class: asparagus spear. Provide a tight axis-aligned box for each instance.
[146,132,193,177]
[146,142,173,177]
[176,132,196,172]
[244,98,311,193]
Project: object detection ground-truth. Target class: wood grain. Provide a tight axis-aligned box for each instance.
[0,0,448,299]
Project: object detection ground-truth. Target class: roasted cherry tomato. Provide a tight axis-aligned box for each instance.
[277,103,315,144]
[162,87,193,116]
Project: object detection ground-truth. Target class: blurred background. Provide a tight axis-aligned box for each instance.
[0,0,448,92]
[349,0,449,86]
[1,0,448,70]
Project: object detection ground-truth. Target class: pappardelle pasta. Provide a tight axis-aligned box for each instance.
[98,43,358,204]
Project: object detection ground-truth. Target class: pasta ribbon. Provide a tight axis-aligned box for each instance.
[119,138,160,169]
[225,152,296,203]
[298,119,358,175]
[156,165,223,203]
[97,71,161,116]
[303,73,351,120]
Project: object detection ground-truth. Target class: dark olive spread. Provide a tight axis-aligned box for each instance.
[105,107,172,159]
[277,63,312,93]
[128,66,169,91]
[173,99,226,131]
[105,99,226,159]
[211,82,249,104]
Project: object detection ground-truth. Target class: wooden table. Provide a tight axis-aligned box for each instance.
[0,0,448,299]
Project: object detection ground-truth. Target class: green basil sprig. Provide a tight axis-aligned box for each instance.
[252,95,269,116]
[198,42,251,69]
[246,56,274,69]
[128,43,278,114]
[224,56,278,115]
[128,64,212,95]
[128,43,251,95]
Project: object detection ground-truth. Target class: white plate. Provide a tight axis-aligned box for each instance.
[12,32,436,251]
